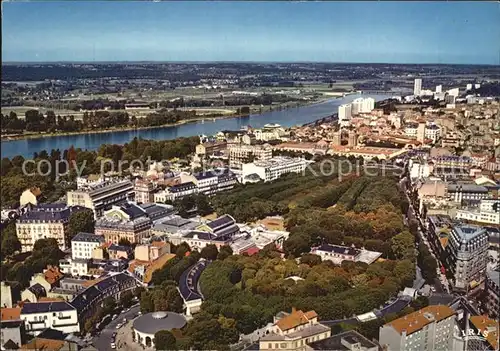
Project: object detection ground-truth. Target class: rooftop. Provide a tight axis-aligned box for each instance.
[275,309,318,332]
[314,244,360,257]
[453,224,487,242]
[384,305,455,336]
[132,311,186,335]
[469,315,499,351]
[0,308,21,321]
[307,330,380,351]
[21,301,75,315]
[72,232,105,244]
[178,259,209,302]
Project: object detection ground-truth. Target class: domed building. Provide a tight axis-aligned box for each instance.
[132,311,187,347]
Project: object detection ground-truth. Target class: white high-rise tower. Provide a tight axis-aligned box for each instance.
[414,78,422,96]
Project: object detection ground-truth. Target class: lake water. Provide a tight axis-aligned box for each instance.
[1,94,391,159]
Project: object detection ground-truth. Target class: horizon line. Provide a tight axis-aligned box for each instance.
[2,60,499,66]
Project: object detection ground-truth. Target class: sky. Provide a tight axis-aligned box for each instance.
[2,1,499,65]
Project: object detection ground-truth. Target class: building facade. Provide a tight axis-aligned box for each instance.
[95,203,152,244]
[379,305,455,351]
[67,180,134,218]
[16,204,86,252]
[20,301,80,336]
[484,268,499,320]
[445,225,489,291]
[228,143,273,169]
[241,157,308,184]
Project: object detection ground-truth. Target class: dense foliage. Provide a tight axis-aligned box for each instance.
[1,238,65,288]
[0,136,199,207]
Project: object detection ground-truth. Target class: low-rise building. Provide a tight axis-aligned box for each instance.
[241,157,308,184]
[311,244,382,265]
[20,301,79,336]
[306,330,379,351]
[259,308,331,351]
[178,260,209,317]
[379,305,456,351]
[67,179,134,218]
[193,169,238,196]
[455,199,500,225]
[95,203,152,244]
[154,182,198,202]
[70,272,141,326]
[16,204,86,252]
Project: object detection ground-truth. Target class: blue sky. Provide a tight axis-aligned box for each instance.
[2,1,499,64]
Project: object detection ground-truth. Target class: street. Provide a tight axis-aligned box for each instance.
[398,176,450,295]
[92,305,141,351]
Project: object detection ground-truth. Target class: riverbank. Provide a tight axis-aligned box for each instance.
[1,97,332,142]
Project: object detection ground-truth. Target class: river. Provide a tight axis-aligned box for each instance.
[1,94,391,159]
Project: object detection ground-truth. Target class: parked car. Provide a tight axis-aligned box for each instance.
[110,343,116,349]
[115,323,122,329]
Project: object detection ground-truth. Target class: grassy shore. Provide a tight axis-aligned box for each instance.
[1,97,333,142]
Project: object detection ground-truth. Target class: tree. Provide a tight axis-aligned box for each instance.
[217,245,233,261]
[201,244,219,261]
[300,254,322,266]
[119,290,133,308]
[68,209,95,240]
[154,330,177,350]
[33,238,59,252]
[1,222,21,257]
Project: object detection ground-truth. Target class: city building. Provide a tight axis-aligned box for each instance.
[16,204,86,252]
[151,217,200,243]
[241,157,308,184]
[131,311,187,348]
[178,259,209,317]
[311,244,382,265]
[347,131,358,147]
[228,143,272,169]
[338,104,352,127]
[0,307,24,350]
[455,199,500,225]
[414,78,422,96]
[71,232,105,260]
[436,85,442,94]
[259,308,331,351]
[445,224,489,291]
[193,169,238,195]
[351,98,375,115]
[1,282,21,308]
[447,184,489,204]
[134,179,157,204]
[468,316,499,351]
[70,272,141,326]
[307,330,379,351]
[154,182,198,202]
[379,305,455,351]
[19,187,42,207]
[66,179,134,218]
[128,243,175,285]
[95,203,152,244]
[20,301,80,336]
[195,141,227,157]
[417,123,426,143]
[484,268,499,320]
[182,214,241,250]
[76,174,103,189]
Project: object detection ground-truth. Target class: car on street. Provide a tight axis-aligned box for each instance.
[115,323,123,329]
[112,332,117,338]
[110,342,116,349]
